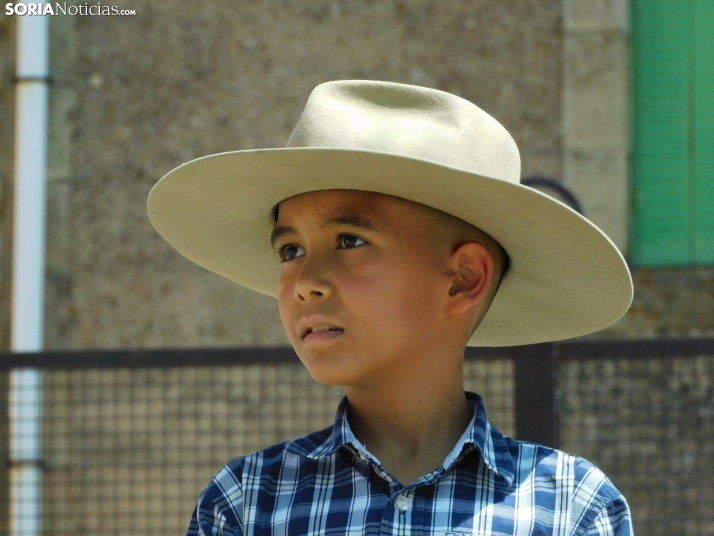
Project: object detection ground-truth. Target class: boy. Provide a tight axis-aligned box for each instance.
[148,80,634,535]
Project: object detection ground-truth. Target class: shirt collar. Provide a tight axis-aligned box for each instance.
[286,391,515,487]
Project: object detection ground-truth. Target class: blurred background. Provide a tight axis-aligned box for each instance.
[0,0,712,534]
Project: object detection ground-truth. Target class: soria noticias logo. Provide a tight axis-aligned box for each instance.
[5,2,136,15]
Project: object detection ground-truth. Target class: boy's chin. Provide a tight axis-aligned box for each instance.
[307,372,348,387]
[296,351,365,388]
[301,360,356,387]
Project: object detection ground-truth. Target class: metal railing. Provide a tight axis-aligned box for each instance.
[0,337,712,535]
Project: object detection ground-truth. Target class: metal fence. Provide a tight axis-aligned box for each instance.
[0,338,712,535]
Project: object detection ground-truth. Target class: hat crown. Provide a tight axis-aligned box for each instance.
[286,80,521,183]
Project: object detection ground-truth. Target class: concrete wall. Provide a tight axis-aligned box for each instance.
[561,0,714,340]
[42,0,564,349]
[600,268,714,338]
[1,1,710,349]
[562,0,630,252]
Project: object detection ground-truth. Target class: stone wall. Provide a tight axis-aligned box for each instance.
[560,0,714,340]
[2,1,710,351]
[595,268,714,339]
[561,0,630,252]
[43,0,563,349]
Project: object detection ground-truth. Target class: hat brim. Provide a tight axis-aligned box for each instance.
[147,148,633,347]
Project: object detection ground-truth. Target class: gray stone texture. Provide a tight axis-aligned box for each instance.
[598,268,714,339]
[44,0,563,349]
[563,0,629,32]
[558,0,714,340]
[562,0,630,252]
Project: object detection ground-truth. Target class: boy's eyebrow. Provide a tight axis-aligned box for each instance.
[270,214,379,247]
[270,225,296,248]
[322,214,379,233]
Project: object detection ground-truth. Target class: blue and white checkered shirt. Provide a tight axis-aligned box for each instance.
[188,392,632,535]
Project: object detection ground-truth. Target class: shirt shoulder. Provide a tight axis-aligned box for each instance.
[499,434,632,535]
[188,426,335,536]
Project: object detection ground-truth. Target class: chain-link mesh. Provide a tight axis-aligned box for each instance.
[1,346,712,535]
[40,365,342,535]
[0,356,514,535]
[560,355,714,536]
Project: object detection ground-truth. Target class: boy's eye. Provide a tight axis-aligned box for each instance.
[338,234,366,249]
[279,244,306,262]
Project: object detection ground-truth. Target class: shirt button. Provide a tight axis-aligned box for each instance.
[395,495,409,511]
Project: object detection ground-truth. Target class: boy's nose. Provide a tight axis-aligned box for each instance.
[293,261,334,302]
[294,282,332,302]
[296,288,323,301]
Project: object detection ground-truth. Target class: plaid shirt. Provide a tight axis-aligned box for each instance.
[188,392,632,535]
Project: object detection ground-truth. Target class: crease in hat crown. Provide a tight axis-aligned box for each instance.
[284,80,521,183]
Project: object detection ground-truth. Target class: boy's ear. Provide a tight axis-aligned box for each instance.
[445,241,495,317]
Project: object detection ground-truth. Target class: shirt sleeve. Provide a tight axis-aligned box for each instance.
[186,501,242,536]
[580,496,633,536]
[187,458,246,536]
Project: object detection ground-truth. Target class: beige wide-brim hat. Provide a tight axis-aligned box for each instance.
[148,80,632,347]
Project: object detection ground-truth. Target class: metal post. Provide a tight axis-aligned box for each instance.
[513,343,559,448]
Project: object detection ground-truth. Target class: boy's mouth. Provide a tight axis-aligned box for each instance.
[308,325,339,333]
[300,323,345,342]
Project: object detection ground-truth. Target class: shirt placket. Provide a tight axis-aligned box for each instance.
[344,436,466,536]
[364,463,428,536]
[392,488,427,536]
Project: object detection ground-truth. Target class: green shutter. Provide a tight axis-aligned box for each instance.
[633,0,714,266]
[633,0,690,266]
[692,0,714,263]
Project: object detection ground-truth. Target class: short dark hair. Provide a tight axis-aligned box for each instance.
[393,197,509,337]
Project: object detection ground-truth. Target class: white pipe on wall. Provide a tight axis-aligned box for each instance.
[9,6,50,536]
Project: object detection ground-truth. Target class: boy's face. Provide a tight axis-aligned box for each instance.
[272,189,459,388]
